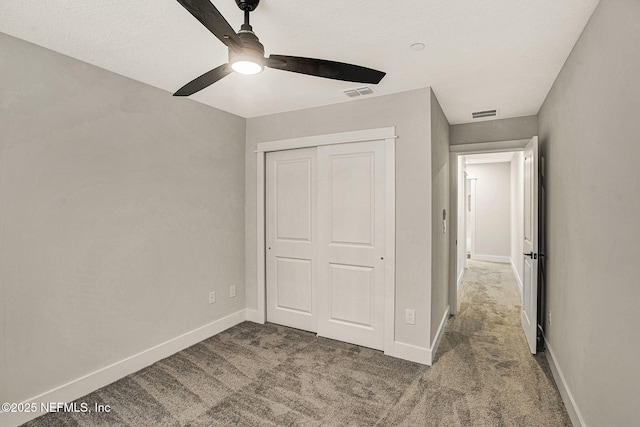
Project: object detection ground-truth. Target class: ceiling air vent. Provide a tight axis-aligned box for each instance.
[472,109,497,119]
[342,87,374,98]
[356,87,374,95]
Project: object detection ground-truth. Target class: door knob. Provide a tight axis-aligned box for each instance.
[524,252,538,259]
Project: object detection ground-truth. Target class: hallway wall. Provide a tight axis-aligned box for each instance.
[450,116,537,145]
[537,0,640,425]
[429,90,451,345]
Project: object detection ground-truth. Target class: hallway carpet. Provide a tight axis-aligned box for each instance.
[23,261,570,426]
[377,260,572,426]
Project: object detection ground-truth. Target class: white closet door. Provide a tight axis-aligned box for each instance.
[317,140,386,350]
[266,148,317,332]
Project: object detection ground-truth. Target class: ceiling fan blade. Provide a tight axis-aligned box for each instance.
[266,55,385,84]
[176,0,243,51]
[174,64,232,96]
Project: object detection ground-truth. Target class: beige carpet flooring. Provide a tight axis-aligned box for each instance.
[23,260,570,426]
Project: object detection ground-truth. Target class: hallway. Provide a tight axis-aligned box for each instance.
[381,260,571,426]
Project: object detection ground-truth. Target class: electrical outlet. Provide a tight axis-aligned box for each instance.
[405,309,416,325]
[547,309,551,326]
[209,291,216,304]
[230,285,236,298]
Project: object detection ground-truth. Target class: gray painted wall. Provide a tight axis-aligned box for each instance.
[537,0,640,425]
[429,90,450,343]
[466,163,511,260]
[246,89,435,349]
[0,34,246,404]
[451,115,537,145]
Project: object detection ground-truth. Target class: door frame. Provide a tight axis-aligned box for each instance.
[254,127,397,355]
[448,139,530,315]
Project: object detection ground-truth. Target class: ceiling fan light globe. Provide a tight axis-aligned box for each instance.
[231,60,263,75]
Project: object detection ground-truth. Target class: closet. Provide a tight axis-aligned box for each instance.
[265,139,388,350]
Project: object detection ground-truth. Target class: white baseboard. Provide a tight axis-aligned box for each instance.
[544,338,585,427]
[429,305,450,365]
[388,306,450,366]
[389,341,431,365]
[245,308,265,324]
[472,254,511,263]
[1,310,247,427]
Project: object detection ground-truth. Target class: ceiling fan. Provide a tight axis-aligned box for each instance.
[173,0,386,96]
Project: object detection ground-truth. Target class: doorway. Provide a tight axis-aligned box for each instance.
[448,137,540,354]
[463,152,521,265]
[448,140,528,315]
[465,171,476,261]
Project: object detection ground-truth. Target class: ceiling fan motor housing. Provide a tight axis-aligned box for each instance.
[235,0,260,11]
[229,24,265,68]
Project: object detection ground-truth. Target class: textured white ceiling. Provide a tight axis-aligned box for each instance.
[0,0,599,123]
